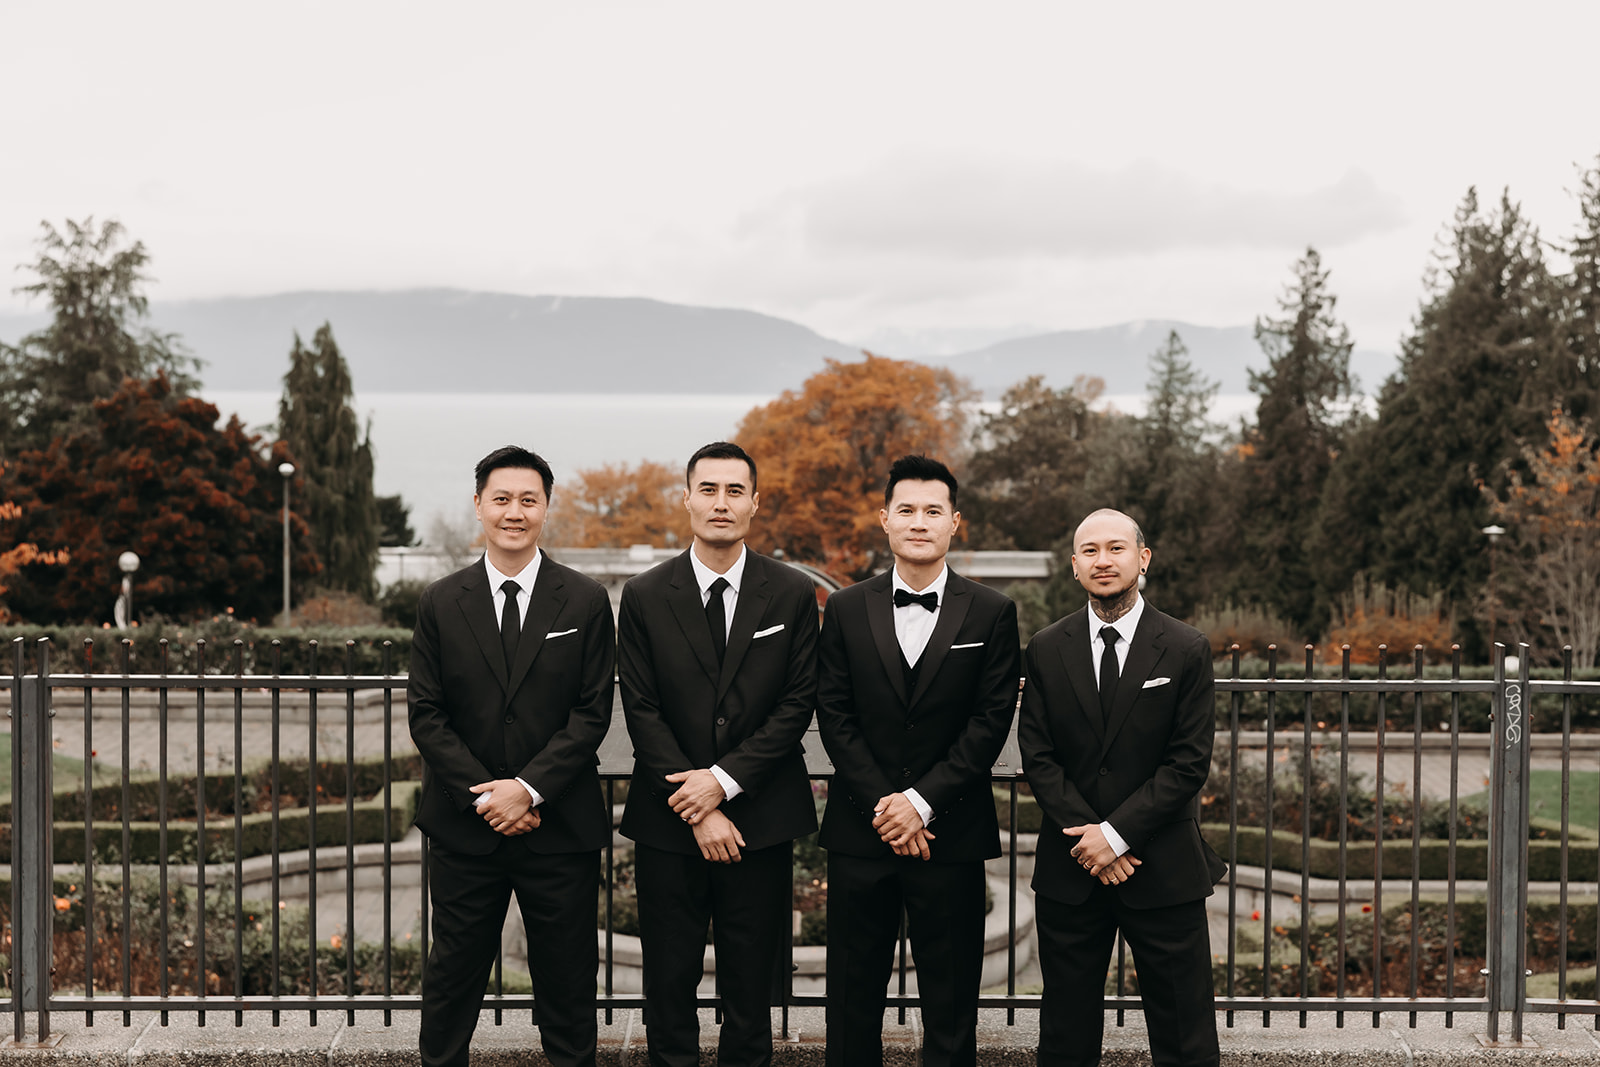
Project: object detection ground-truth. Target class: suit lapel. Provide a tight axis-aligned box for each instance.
[1056,608,1104,745]
[907,573,972,710]
[864,574,906,705]
[716,554,772,703]
[454,561,509,688]
[506,559,567,701]
[1099,608,1167,758]
[665,552,721,684]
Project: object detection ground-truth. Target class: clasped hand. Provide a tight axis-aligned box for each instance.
[1064,822,1141,885]
[666,768,726,824]
[471,779,540,836]
[873,792,935,860]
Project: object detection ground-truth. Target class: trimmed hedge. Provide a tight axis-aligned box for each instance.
[0,784,419,865]
[1,623,413,676]
[1,752,427,825]
[1217,658,1600,732]
[1202,822,1600,881]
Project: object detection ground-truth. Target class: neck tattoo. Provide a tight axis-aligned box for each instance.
[1090,587,1138,624]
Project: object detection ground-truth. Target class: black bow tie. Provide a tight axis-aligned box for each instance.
[894,588,939,612]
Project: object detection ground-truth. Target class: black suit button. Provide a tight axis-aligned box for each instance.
[504,714,515,724]
[1098,767,1109,776]
[716,717,727,726]
[901,768,912,778]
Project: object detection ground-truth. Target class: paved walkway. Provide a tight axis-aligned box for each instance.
[6,1004,1598,1064]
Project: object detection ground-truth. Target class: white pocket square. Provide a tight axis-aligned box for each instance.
[546,628,578,639]
[950,642,984,650]
[752,623,786,639]
[1141,676,1172,689]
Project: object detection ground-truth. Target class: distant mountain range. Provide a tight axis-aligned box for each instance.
[0,288,1397,397]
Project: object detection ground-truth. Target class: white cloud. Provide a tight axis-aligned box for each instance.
[748,154,1407,261]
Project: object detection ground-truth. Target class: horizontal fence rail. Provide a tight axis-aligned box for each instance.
[4,637,1599,1049]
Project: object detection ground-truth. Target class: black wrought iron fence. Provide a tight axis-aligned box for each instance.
[4,636,1597,1050]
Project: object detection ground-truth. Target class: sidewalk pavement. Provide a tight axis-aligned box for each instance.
[6,1005,1600,1065]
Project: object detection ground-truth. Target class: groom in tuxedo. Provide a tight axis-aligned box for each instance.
[1018,508,1225,1067]
[815,454,1020,1067]
[408,445,616,1067]
[617,440,820,1067]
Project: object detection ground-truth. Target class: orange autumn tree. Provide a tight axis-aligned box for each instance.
[548,459,689,548]
[1483,406,1600,667]
[735,353,975,581]
[0,463,67,623]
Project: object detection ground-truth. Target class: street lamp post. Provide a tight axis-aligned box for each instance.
[279,462,296,628]
[1482,524,1506,653]
[115,551,140,630]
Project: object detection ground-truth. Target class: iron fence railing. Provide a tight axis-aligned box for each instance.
[4,637,1598,1050]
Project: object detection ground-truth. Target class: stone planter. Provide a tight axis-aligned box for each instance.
[505,874,1033,995]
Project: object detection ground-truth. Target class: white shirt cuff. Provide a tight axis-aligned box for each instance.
[516,777,544,808]
[709,764,740,800]
[903,788,934,827]
[1100,820,1129,857]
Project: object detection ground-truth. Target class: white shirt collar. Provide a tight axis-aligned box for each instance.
[1092,593,1144,647]
[484,549,542,595]
[892,564,949,603]
[690,544,747,598]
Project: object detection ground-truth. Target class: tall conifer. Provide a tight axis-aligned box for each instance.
[277,323,380,599]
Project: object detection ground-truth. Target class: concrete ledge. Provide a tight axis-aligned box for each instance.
[6,1005,1598,1065]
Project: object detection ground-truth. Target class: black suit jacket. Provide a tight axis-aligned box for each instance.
[1017,602,1226,908]
[815,570,1020,862]
[616,549,819,855]
[408,555,615,856]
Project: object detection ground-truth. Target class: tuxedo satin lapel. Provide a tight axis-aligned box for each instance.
[666,553,720,684]
[716,559,772,702]
[1099,610,1167,757]
[454,565,509,688]
[1057,610,1104,745]
[907,578,972,710]
[506,565,567,701]
[865,576,906,705]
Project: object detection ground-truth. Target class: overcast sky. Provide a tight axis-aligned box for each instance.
[4,1,1598,355]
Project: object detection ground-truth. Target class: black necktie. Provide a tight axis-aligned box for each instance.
[706,577,730,665]
[894,588,938,612]
[500,579,521,672]
[1099,627,1120,725]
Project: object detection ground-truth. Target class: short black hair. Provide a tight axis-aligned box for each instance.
[686,441,757,491]
[884,454,958,509]
[474,445,555,498]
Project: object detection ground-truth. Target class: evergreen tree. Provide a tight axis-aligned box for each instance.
[377,494,418,548]
[1317,189,1587,655]
[1236,248,1355,638]
[277,324,380,599]
[1127,331,1225,618]
[0,218,200,456]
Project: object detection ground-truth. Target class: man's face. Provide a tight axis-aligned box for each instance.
[474,467,548,561]
[1071,512,1150,600]
[881,479,959,569]
[684,457,758,548]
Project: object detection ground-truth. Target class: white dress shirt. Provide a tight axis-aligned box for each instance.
[476,552,545,810]
[689,545,747,800]
[891,565,949,828]
[1089,593,1146,857]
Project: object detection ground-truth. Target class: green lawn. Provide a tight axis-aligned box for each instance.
[0,732,101,801]
[1463,769,1600,832]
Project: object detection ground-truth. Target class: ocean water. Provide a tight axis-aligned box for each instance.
[208,392,773,527]
[207,391,1263,530]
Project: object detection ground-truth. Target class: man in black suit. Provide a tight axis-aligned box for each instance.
[408,445,616,1067]
[1018,508,1225,1067]
[616,440,820,1067]
[815,455,1020,1067]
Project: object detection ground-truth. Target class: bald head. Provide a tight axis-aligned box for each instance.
[1074,508,1145,552]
